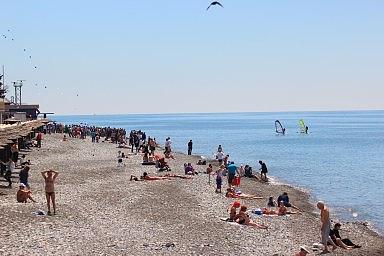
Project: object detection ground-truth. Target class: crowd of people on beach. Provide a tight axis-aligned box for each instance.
[2,122,364,254]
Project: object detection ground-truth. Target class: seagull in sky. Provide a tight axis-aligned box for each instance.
[207,1,223,10]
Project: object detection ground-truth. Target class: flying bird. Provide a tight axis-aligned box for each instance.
[207,1,223,10]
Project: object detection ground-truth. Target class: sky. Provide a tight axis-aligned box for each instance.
[1,0,383,115]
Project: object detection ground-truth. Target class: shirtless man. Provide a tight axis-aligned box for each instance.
[42,170,59,215]
[317,201,337,253]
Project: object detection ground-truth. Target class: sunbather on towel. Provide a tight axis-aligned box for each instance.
[262,203,301,216]
[130,172,171,181]
[225,188,263,199]
[235,206,268,229]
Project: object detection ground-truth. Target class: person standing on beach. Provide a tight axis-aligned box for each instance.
[227,161,238,187]
[11,142,19,165]
[259,160,268,181]
[42,170,59,215]
[187,140,193,155]
[216,151,225,165]
[165,137,172,154]
[36,132,43,148]
[317,201,337,253]
[215,165,225,193]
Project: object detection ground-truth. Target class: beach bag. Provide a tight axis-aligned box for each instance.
[232,176,240,186]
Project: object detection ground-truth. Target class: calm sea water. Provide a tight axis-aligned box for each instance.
[54,111,384,233]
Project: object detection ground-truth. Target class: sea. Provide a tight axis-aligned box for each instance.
[54,110,384,234]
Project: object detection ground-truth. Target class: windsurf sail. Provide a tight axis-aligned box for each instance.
[275,120,285,134]
[298,119,306,133]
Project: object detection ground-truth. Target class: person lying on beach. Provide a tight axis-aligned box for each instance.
[277,192,300,210]
[262,203,301,216]
[235,206,268,229]
[196,159,206,165]
[225,188,263,199]
[329,223,361,249]
[130,172,171,181]
[16,183,36,203]
[164,174,193,179]
[226,201,241,221]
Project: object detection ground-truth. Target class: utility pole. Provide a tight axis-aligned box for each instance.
[0,65,5,98]
[0,66,5,124]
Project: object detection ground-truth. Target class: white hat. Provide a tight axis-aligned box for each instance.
[19,183,26,187]
[300,245,310,253]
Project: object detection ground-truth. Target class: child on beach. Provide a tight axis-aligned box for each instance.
[215,165,225,193]
[41,170,59,215]
[206,164,213,184]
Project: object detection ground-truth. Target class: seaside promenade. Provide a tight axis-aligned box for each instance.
[0,133,383,255]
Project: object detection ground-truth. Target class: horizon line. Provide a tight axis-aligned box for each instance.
[52,108,384,117]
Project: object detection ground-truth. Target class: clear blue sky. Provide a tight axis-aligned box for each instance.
[1,0,383,114]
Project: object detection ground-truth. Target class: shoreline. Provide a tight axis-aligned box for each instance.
[1,133,383,255]
[175,147,384,238]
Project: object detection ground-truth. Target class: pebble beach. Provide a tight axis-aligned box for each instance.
[0,133,383,256]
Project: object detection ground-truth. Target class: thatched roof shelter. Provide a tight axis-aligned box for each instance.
[0,119,49,150]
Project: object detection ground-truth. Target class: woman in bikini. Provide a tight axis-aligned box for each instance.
[262,202,301,216]
[225,188,263,200]
[41,170,59,215]
[227,201,241,221]
[235,206,268,229]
